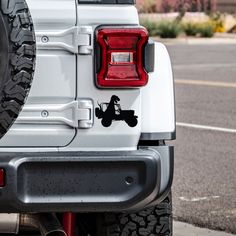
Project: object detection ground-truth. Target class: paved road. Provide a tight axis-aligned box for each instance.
[166,44,236,234]
[174,221,235,236]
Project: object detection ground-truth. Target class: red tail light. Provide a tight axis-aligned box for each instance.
[96,28,149,88]
[0,169,5,187]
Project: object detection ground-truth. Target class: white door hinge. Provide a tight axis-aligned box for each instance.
[16,99,94,129]
[36,26,93,54]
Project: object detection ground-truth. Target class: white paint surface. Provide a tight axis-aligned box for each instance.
[141,43,175,134]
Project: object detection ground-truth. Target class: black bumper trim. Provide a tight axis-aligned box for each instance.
[0,147,173,213]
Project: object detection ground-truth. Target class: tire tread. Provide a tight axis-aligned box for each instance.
[99,193,172,236]
[0,0,35,138]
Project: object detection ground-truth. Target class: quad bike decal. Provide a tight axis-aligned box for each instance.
[95,95,138,127]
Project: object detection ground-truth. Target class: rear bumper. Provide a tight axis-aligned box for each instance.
[0,146,173,213]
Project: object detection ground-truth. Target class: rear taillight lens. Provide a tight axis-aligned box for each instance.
[0,169,5,187]
[96,28,149,88]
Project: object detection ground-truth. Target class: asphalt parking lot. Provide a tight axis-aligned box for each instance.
[166,44,236,234]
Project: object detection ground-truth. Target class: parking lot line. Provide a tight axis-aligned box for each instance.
[174,63,236,69]
[175,79,236,88]
[177,122,236,134]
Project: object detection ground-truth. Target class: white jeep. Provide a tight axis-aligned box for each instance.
[0,0,175,235]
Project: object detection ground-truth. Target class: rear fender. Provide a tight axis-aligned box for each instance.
[140,42,176,141]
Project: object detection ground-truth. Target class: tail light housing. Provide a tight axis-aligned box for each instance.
[96,27,149,88]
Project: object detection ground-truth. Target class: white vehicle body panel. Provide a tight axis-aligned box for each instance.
[0,1,175,151]
[27,0,77,30]
[76,5,139,25]
[0,0,77,147]
[63,4,141,151]
[141,43,175,137]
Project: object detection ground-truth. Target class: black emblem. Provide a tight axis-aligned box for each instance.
[95,95,138,127]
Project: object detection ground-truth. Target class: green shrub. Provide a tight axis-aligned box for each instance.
[198,22,214,37]
[141,19,182,38]
[156,21,182,38]
[183,22,199,36]
[140,19,159,36]
[182,21,215,37]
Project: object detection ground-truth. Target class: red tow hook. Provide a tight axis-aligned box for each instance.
[63,213,76,236]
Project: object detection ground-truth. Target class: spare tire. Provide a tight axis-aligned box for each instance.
[0,0,36,139]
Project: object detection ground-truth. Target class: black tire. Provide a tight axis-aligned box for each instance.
[102,118,112,127]
[125,117,138,127]
[97,193,172,236]
[0,0,36,139]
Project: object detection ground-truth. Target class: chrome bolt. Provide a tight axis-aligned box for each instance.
[41,110,49,118]
[41,36,49,43]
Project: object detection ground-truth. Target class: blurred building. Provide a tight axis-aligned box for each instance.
[217,0,236,13]
[136,0,236,13]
